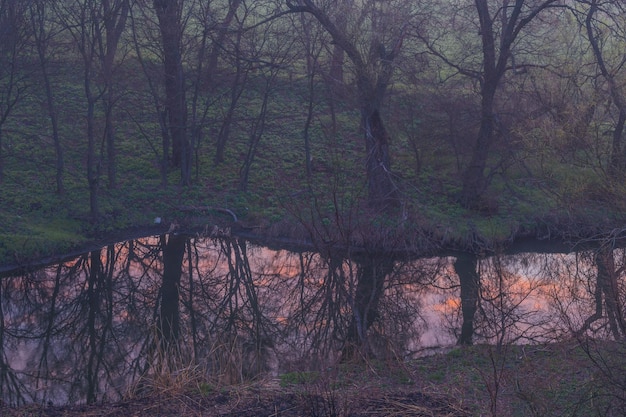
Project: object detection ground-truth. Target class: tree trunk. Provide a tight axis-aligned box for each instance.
[159,110,169,186]
[303,69,315,180]
[595,248,626,339]
[154,0,189,184]
[44,67,64,194]
[459,0,499,208]
[459,0,559,208]
[355,54,400,208]
[85,76,99,222]
[460,86,496,208]
[30,1,64,194]
[85,245,114,404]
[84,246,112,403]
[455,253,481,345]
[0,2,23,183]
[101,0,129,190]
[205,0,241,89]
[85,249,102,404]
[0,128,3,183]
[103,100,117,189]
[362,106,398,208]
[215,38,246,165]
[584,0,626,176]
[239,82,270,191]
[343,256,394,360]
[614,111,626,174]
[158,233,186,347]
[286,0,403,210]
[329,44,344,86]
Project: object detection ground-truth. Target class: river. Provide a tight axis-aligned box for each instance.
[0,233,622,405]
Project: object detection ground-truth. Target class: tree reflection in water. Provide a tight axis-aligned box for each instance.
[2,236,626,406]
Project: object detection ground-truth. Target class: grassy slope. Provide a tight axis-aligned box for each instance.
[1,59,625,267]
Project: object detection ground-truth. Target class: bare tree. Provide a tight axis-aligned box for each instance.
[0,276,28,405]
[239,12,297,191]
[84,246,115,404]
[578,0,626,177]
[575,245,626,340]
[294,13,324,180]
[420,0,563,209]
[55,0,105,221]
[205,0,243,91]
[29,0,65,194]
[213,2,248,165]
[153,0,190,185]
[48,0,130,218]
[128,2,170,186]
[185,1,217,178]
[286,0,414,209]
[100,0,130,189]
[342,254,395,360]
[455,253,481,345]
[0,0,29,183]
[157,233,186,347]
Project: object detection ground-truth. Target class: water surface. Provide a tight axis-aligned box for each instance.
[0,234,621,405]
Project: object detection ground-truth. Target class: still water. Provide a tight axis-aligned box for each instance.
[0,234,622,405]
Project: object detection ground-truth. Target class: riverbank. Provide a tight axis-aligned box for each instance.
[3,341,621,416]
[3,198,624,276]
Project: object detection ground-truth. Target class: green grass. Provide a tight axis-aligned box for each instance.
[1,56,626,266]
[279,371,320,387]
[409,342,618,417]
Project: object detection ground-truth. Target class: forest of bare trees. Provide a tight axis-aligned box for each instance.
[0,0,626,225]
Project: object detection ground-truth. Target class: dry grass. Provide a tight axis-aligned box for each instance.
[3,340,625,416]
